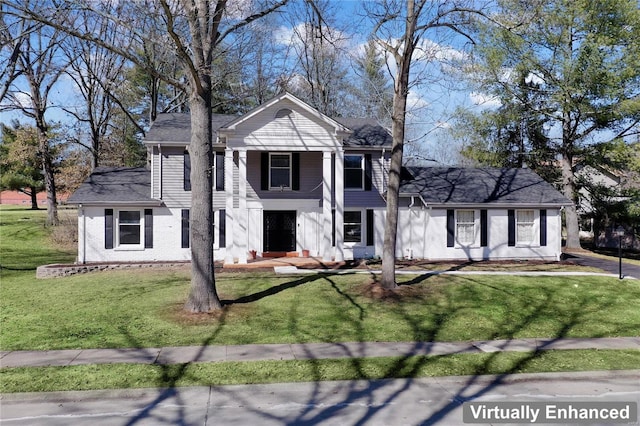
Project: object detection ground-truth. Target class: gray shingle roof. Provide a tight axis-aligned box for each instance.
[334,118,392,147]
[145,113,392,147]
[67,167,158,205]
[144,113,235,144]
[400,167,572,206]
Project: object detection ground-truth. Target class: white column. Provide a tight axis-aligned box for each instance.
[322,151,333,261]
[334,147,344,262]
[224,148,235,264]
[237,149,248,264]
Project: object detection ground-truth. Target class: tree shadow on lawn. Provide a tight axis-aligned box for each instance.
[124,272,630,425]
[120,309,229,426]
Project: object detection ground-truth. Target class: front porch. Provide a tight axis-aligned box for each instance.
[222,255,343,270]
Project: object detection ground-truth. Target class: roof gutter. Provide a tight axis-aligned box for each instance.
[66,200,164,207]
[414,202,574,209]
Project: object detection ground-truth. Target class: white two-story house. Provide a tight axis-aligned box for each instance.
[68,93,572,264]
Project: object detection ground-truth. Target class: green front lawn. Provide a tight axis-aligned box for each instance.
[2,268,640,351]
[2,206,639,393]
[1,206,640,351]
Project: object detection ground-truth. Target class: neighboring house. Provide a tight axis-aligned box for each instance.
[0,190,68,206]
[67,93,572,264]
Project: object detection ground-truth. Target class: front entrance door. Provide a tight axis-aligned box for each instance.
[263,211,296,252]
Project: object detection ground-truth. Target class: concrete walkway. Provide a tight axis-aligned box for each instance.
[2,337,639,369]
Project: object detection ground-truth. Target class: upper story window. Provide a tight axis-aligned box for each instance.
[344,154,364,189]
[456,210,475,245]
[270,153,291,189]
[516,210,535,244]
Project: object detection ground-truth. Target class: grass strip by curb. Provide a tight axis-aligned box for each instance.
[1,349,638,393]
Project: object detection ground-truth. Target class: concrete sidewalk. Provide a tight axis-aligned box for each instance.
[2,337,639,369]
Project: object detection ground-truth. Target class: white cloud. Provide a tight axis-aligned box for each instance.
[406,90,430,115]
[525,71,544,86]
[414,39,468,63]
[469,91,501,108]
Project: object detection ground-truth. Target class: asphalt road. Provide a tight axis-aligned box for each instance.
[1,370,639,425]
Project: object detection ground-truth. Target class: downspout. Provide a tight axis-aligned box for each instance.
[407,196,415,260]
[157,144,163,199]
[380,148,388,202]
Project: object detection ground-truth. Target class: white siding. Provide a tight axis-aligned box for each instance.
[226,99,342,151]
[160,147,190,207]
[79,206,190,262]
[394,207,563,261]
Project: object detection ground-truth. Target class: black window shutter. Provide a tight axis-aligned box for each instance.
[364,154,372,191]
[366,209,374,246]
[181,209,189,248]
[219,209,226,248]
[261,152,269,190]
[105,209,113,249]
[292,153,300,190]
[540,209,547,246]
[480,209,488,247]
[144,209,153,248]
[183,151,191,191]
[508,209,516,247]
[215,151,224,191]
[446,209,455,247]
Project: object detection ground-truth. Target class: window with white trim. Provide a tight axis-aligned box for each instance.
[344,154,364,189]
[456,210,475,245]
[117,210,142,247]
[270,153,291,189]
[344,211,362,243]
[516,210,535,244]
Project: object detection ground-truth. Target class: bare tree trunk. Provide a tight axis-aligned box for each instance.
[183,76,222,312]
[380,0,416,290]
[35,118,58,226]
[561,152,580,249]
[29,186,38,210]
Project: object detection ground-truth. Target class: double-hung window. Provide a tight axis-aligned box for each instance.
[344,211,362,243]
[456,210,475,245]
[344,155,364,189]
[516,210,535,244]
[118,210,141,246]
[270,153,291,189]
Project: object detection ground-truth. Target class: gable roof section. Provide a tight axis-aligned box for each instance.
[400,167,572,206]
[67,167,160,205]
[142,95,392,148]
[219,92,351,136]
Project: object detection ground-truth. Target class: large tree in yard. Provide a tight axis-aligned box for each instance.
[462,0,640,248]
[1,1,68,226]
[367,0,484,289]
[3,0,290,312]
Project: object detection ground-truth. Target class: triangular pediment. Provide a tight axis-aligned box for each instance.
[219,93,351,150]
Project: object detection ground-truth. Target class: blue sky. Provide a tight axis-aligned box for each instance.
[0,1,487,164]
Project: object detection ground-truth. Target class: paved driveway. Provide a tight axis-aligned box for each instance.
[566,253,640,279]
